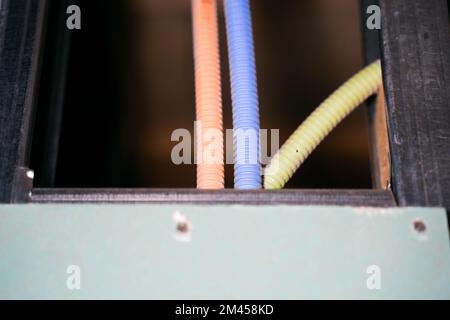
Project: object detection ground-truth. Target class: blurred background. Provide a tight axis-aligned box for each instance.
[31,0,372,189]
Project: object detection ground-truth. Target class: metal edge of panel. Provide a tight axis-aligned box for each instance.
[30,188,397,206]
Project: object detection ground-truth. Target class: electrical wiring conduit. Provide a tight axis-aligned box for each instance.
[224,0,262,189]
[264,60,383,189]
[192,0,224,189]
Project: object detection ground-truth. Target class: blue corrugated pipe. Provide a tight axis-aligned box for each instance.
[224,0,261,189]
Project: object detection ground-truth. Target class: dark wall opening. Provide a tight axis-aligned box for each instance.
[31,0,371,189]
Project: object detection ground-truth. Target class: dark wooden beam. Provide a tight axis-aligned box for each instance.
[360,0,391,190]
[0,0,47,202]
[380,0,450,211]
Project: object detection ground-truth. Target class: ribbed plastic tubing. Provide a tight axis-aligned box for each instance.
[224,0,261,189]
[264,60,383,189]
[192,0,224,189]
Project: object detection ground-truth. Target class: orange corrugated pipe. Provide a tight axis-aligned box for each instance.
[191,0,224,189]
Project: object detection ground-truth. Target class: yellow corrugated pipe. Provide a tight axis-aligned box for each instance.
[264,60,383,189]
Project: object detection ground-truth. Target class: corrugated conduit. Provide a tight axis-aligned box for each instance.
[192,0,224,189]
[264,60,383,189]
[224,0,262,189]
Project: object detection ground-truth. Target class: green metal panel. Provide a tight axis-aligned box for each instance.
[0,204,449,299]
